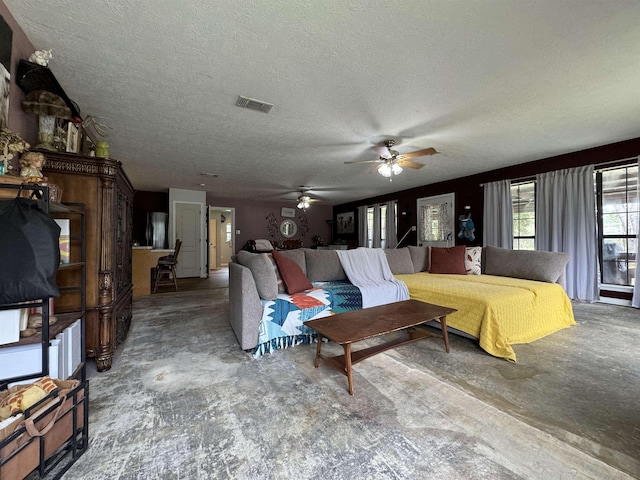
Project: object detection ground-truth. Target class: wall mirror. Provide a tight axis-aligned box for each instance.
[280,219,298,238]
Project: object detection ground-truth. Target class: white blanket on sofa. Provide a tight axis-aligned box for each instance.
[336,247,409,308]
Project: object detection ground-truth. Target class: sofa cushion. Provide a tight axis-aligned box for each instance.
[384,248,415,275]
[429,246,467,275]
[278,249,307,275]
[408,246,430,273]
[484,246,569,283]
[271,250,313,294]
[265,254,285,293]
[465,247,482,275]
[303,249,347,282]
[236,251,278,300]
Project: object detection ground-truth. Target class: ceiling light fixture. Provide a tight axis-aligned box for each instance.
[378,161,402,179]
[297,194,311,210]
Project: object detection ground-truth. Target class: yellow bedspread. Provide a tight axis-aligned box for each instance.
[394,273,576,362]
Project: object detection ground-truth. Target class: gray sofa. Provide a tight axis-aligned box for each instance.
[228,246,571,355]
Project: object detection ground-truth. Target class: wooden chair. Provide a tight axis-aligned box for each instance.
[153,239,182,293]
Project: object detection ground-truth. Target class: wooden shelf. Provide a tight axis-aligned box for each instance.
[0,312,82,349]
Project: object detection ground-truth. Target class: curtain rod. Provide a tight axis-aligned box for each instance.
[479,155,638,187]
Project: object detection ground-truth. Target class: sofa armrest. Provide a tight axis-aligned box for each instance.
[229,262,263,350]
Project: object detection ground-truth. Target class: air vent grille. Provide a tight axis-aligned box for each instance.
[235,95,273,113]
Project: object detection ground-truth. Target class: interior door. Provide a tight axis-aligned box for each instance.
[175,202,202,277]
[416,193,456,248]
[209,217,217,271]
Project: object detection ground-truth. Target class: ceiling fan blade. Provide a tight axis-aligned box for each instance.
[398,147,438,160]
[344,158,385,165]
[397,159,425,170]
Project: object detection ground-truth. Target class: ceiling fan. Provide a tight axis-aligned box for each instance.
[345,140,438,179]
[280,187,320,210]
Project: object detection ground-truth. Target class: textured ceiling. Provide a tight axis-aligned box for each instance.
[5,1,640,206]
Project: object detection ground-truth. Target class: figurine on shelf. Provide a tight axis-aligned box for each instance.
[28,49,53,67]
[19,151,46,181]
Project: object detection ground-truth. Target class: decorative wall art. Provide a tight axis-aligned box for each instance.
[336,211,354,234]
[0,15,13,130]
[66,122,80,153]
[281,207,295,218]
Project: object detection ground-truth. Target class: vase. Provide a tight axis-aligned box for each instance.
[36,115,57,151]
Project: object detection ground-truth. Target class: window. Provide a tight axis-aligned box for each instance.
[511,181,535,250]
[365,202,396,248]
[225,222,232,243]
[596,164,638,287]
[417,193,455,247]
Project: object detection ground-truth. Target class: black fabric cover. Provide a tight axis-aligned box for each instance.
[0,197,61,305]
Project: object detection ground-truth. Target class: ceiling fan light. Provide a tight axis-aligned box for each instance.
[378,163,392,177]
[391,163,403,175]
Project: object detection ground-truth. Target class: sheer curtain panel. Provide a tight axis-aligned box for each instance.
[633,158,640,308]
[536,165,599,302]
[384,200,398,249]
[483,180,513,248]
[358,205,368,248]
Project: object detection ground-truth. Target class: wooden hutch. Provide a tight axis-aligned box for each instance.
[43,151,134,371]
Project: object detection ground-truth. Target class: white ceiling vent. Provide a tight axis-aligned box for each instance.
[235,95,273,113]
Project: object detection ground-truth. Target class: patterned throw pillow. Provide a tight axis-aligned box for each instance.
[465,247,482,275]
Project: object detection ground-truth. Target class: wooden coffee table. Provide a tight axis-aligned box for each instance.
[305,299,457,395]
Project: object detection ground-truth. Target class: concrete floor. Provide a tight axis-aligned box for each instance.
[93,270,640,477]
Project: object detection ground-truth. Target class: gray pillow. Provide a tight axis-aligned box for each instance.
[408,246,430,273]
[236,251,278,300]
[303,249,347,282]
[484,246,569,283]
[279,249,307,275]
[384,248,415,275]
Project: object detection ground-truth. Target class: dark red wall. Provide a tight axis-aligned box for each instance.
[335,136,640,247]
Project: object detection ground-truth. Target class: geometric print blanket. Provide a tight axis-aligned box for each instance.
[253,280,362,357]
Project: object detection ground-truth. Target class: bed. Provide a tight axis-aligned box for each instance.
[394,272,576,362]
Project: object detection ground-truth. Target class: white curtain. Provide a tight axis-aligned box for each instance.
[632,157,640,308]
[536,165,599,302]
[357,205,368,248]
[384,200,398,248]
[483,180,513,248]
[371,206,382,248]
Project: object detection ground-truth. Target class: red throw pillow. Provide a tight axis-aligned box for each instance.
[429,246,467,275]
[271,250,313,294]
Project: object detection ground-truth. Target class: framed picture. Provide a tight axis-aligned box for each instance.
[337,211,355,234]
[66,122,80,153]
[0,16,12,130]
[281,207,296,218]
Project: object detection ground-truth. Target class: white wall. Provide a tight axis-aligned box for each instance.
[169,188,207,278]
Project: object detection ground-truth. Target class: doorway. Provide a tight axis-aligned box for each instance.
[208,206,235,271]
[175,202,203,278]
[416,193,456,248]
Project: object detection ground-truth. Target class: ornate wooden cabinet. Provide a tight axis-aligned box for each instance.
[43,151,134,371]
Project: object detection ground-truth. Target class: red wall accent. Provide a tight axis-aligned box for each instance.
[0,3,37,142]
[335,136,640,248]
[208,195,333,252]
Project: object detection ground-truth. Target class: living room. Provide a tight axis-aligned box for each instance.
[1,2,639,479]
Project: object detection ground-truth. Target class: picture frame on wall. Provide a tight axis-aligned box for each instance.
[66,122,80,153]
[0,15,13,130]
[281,207,295,218]
[337,211,355,234]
